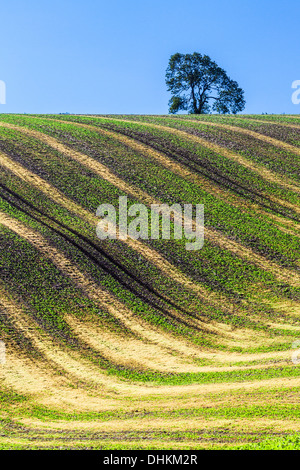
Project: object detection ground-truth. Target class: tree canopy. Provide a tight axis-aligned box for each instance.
[165,52,245,114]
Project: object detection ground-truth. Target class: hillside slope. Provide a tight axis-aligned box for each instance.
[0,113,299,449]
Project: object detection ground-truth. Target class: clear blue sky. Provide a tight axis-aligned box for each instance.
[0,0,299,114]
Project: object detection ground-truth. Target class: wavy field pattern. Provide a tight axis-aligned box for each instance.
[0,114,299,450]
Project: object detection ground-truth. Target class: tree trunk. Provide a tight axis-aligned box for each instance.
[191,86,198,114]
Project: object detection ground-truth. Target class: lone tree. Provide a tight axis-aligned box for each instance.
[165,53,245,114]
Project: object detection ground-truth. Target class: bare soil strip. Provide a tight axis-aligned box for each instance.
[0,288,121,393]
[0,213,294,363]
[0,150,96,225]
[65,315,290,373]
[0,211,222,358]
[52,118,300,236]
[90,116,300,199]
[178,117,300,158]
[0,148,237,315]
[238,116,300,130]
[0,124,299,287]
[18,415,300,434]
[1,286,217,396]
[0,122,154,207]
[1,117,300,448]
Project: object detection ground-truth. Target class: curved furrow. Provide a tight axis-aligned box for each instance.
[89,116,300,200]
[0,149,254,317]
[2,210,291,363]
[0,285,209,377]
[49,117,300,236]
[0,211,228,355]
[5,185,297,344]
[1,130,299,338]
[0,283,297,398]
[3,194,293,354]
[1,200,298,358]
[0,182,208,325]
[176,117,300,157]
[0,287,117,392]
[0,125,299,288]
[238,117,300,131]
[63,315,292,374]
[55,115,300,219]
[1,114,300,450]
[1,282,292,385]
[9,115,300,216]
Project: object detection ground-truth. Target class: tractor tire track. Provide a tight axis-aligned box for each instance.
[0,181,210,326]
[0,123,299,287]
[89,116,300,202]
[48,117,300,234]
[0,211,226,358]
